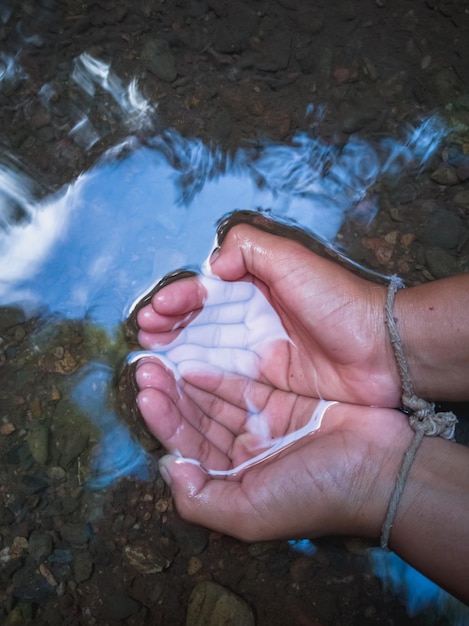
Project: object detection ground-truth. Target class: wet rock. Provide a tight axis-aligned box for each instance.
[28,531,53,562]
[0,505,15,525]
[187,556,203,575]
[54,423,90,467]
[39,348,79,374]
[2,602,33,626]
[26,423,50,465]
[453,190,469,208]
[377,71,407,98]
[60,523,92,547]
[73,550,93,583]
[124,536,178,574]
[101,593,141,621]
[430,164,459,186]
[419,209,463,249]
[186,581,255,626]
[172,519,209,556]
[425,247,459,279]
[210,109,233,140]
[0,307,26,333]
[141,38,177,83]
[254,31,291,72]
[213,4,259,53]
[294,6,325,33]
[456,156,469,182]
[363,237,394,265]
[12,564,57,601]
[0,423,15,435]
[48,548,73,564]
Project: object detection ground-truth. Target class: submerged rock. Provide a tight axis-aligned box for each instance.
[186,581,255,626]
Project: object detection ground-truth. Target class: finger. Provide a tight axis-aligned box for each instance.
[210,224,306,285]
[137,386,233,471]
[181,364,322,439]
[137,303,200,334]
[159,454,268,540]
[151,275,207,316]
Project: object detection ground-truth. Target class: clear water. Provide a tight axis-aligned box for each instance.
[1,53,467,623]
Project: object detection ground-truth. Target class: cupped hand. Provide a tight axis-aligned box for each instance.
[135,357,412,541]
[137,223,401,407]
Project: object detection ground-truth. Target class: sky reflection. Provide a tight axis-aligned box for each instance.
[0,78,459,621]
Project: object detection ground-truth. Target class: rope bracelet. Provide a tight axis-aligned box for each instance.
[380,275,458,550]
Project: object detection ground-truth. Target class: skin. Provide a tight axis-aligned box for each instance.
[134,223,469,604]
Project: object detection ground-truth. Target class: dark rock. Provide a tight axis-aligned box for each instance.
[101,593,141,621]
[425,247,459,279]
[12,564,56,601]
[431,164,459,186]
[48,548,73,564]
[420,209,463,249]
[0,307,26,333]
[73,550,93,583]
[60,523,92,546]
[213,4,259,53]
[28,531,53,562]
[141,38,177,83]
[254,31,291,72]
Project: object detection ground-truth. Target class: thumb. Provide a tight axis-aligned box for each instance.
[158,454,259,539]
[209,224,300,285]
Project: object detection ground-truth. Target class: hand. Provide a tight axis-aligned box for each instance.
[137,223,401,407]
[135,356,412,540]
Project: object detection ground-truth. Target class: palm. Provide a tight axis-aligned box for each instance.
[136,356,410,539]
[137,267,400,407]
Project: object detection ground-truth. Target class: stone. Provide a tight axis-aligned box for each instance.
[430,165,459,186]
[419,209,463,249]
[141,38,177,83]
[186,581,255,626]
[124,536,178,574]
[425,247,459,279]
[73,550,93,583]
[28,530,53,562]
[101,593,141,621]
[12,564,57,601]
[453,190,469,208]
[60,523,92,546]
[26,423,50,465]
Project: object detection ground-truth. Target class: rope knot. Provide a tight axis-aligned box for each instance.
[380,275,458,550]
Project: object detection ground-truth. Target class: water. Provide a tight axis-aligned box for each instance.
[1,51,467,623]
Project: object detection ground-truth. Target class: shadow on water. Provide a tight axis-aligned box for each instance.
[1,53,468,623]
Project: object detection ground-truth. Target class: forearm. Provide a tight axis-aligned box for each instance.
[395,274,469,402]
[389,436,469,603]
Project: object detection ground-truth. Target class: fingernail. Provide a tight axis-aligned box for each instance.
[159,456,173,486]
[209,247,220,266]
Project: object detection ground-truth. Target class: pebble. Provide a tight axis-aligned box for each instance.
[28,530,53,562]
[101,593,141,621]
[430,165,459,186]
[124,536,177,574]
[26,423,50,465]
[12,564,57,601]
[425,247,459,279]
[60,523,92,546]
[73,550,93,583]
[0,307,25,332]
[419,209,463,249]
[453,190,469,208]
[186,581,255,626]
[141,38,177,83]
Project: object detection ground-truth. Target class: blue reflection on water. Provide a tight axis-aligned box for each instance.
[370,548,469,624]
[0,114,457,622]
[0,116,445,332]
[71,362,158,489]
